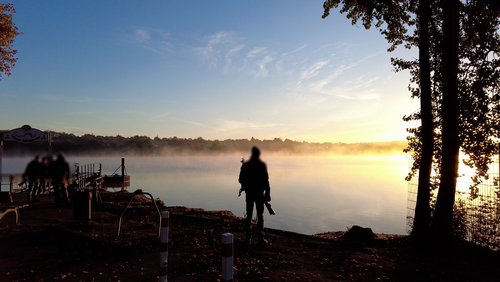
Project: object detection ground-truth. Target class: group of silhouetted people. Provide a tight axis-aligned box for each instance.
[21,147,272,245]
[21,153,70,204]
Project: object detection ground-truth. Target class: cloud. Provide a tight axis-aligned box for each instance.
[303,64,350,94]
[214,119,281,133]
[298,59,330,87]
[304,72,382,101]
[255,55,275,77]
[193,31,385,88]
[196,31,240,67]
[242,47,276,77]
[130,27,174,55]
[274,45,308,74]
[150,112,171,123]
[281,44,307,57]
[159,117,282,139]
[327,74,382,100]
[220,44,245,73]
[196,32,278,77]
[246,47,266,59]
[133,28,150,42]
[293,50,385,101]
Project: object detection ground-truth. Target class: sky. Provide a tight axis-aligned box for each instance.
[0,0,419,143]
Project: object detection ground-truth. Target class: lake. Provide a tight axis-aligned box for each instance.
[1,153,410,235]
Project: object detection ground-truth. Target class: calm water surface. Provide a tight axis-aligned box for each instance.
[2,154,410,235]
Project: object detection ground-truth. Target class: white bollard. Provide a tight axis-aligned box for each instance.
[221,233,233,282]
[159,211,169,282]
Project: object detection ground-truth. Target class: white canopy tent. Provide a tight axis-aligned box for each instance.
[0,125,51,190]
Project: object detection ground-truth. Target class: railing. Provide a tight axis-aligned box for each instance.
[73,163,102,189]
[0,174,23,193]
[116,189,162,238]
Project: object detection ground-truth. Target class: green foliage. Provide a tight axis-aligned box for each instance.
[451,199,468,240]
[402,0,499,196]
[457,0,500,196]
[322,0,415,51]
[452,188,500,250]
[0,132,407,156]
[322,0,499,239]
[325,0,499,195]
[0,3,19,79]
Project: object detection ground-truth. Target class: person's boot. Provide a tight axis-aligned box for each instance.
[258,232,268,245]
[245,231,252,246]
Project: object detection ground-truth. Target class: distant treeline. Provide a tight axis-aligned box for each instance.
[1,132,407,156]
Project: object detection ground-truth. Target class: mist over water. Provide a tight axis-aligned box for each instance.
[3,154,410,235]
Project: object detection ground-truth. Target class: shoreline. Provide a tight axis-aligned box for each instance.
[1,191,499,281]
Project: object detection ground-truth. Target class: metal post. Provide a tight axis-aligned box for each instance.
[47,131,52,155]
[9,175,13,193]
[0,138,3,190]
[221,233,233,282]
[159,211,169,282]
[121,158,125,191]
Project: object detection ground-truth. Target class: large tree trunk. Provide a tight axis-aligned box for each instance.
[431,0,460,239]
[412,0,433,238]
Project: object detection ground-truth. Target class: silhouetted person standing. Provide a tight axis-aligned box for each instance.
[22,155,42,202]
[239,146,271,245]
[40,155,53,193]
[50,154,70,204]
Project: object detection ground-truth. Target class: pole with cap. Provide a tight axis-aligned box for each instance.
[159,211,169,282]
[221,233,233,281]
